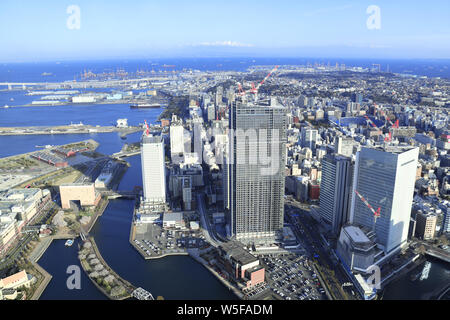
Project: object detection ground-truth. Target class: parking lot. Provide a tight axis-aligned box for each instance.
[261,253,327,300]
[134,223,208,258]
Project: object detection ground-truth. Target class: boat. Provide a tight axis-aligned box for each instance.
[130,103,161,109]
[3,105,9,108]
[419,261,431,281]
[65,239,74,247]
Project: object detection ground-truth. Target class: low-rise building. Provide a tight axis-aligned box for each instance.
[60,183,101,210]
[162,212,184,229]
[217,242,265,289]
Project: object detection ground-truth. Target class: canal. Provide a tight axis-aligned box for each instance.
[39,155,237,300]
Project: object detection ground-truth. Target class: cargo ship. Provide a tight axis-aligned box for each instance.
[130,103,161,109]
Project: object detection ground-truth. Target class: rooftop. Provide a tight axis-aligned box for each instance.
[220,241,259,266]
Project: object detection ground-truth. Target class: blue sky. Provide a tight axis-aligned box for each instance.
[0,0,449,62]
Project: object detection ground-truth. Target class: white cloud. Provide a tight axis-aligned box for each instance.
[193,41,254,48]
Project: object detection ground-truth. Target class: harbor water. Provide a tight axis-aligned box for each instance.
[0,60,448,299]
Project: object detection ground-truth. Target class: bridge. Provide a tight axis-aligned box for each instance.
[112,150,141,160]
[0,77,171,91]
[101,190,139,199]
[131,287,154,300]
[425,248,450,263]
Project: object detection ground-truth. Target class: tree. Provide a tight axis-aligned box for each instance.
[417,245,426,255]
[438,235,448,246]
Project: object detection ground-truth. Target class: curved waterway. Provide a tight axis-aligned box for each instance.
[39,155,237,300]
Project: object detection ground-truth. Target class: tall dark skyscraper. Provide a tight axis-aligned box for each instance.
[319,154,353,236]
[224,101,287,243]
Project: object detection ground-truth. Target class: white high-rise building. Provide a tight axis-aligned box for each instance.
[141,134,166,205]
[349,146,419,253]
[335,136,354,157]
[170,115,184,160]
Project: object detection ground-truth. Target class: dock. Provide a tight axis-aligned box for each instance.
[0,125,142,136]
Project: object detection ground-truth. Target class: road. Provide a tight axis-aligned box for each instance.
[196,192,220,247]
[285,202,353,300]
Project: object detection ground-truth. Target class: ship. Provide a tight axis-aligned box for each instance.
[42,72,53,76]
[130,103,161,109]
[65,239,74,247]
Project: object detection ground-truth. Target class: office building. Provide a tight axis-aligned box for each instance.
[335,136,355,157]
[349,146,419,254]
[300,127,319,151]
[320,155,353,236]
[141,134,166,206]
[415,212,437,240]
[169,115,185,161]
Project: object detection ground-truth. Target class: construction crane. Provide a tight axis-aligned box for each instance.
[376,106,399,142]
[144,119,150,136]
[237,65,279,101]
[354,190,381,230]
[364,115,379,129]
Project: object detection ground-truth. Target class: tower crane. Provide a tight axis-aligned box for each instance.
[237,65,279,101]
[354,190,381,231]
[144,119,150,136]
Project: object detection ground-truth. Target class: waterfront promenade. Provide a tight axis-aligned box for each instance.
[79,238,137,300]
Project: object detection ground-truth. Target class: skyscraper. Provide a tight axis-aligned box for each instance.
[141,134,166,207]
[319,154,353,236]
[300,127,319,151]
[349,146,419,253]
[169,114,184,161]
[225,101,287,243]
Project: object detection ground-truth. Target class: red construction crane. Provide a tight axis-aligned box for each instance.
[364,115,379,129]
[377,108,399,142]
[354,190,381,229]
[144,119,150,136]
[237,65,279,100]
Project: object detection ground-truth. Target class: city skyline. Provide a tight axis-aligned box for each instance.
[1,1,450,62]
